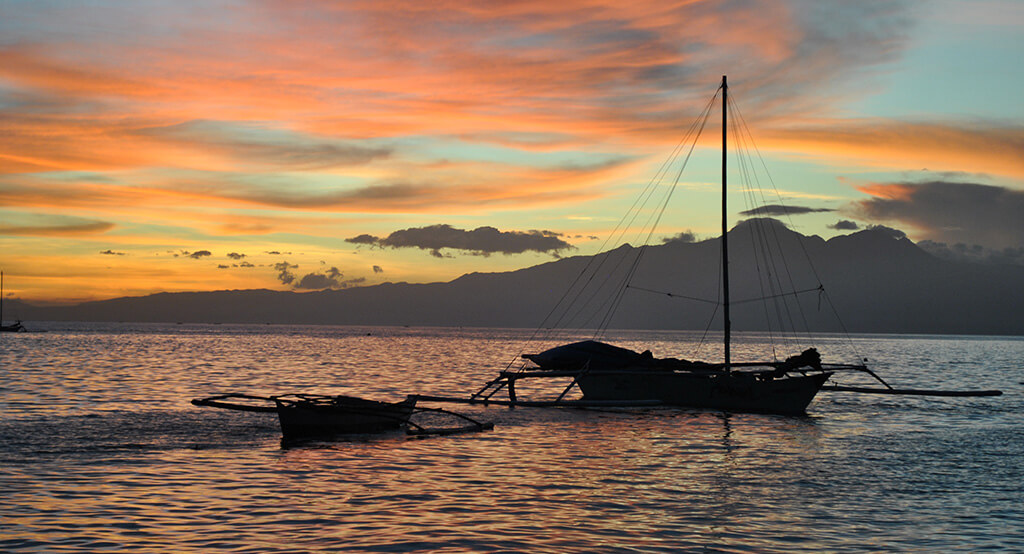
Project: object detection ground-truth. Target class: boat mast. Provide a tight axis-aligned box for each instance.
[721,75,731,369]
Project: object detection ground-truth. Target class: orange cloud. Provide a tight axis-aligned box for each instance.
[0,221,114,237]
[10,0,1006,303]
[759,120,1024,179]
[856,182,916,202]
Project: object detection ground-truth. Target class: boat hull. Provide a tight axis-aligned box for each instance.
[577,370,832,415]
[275,395,416,440]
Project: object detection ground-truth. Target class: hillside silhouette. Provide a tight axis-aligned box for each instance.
[13,222,1024,335]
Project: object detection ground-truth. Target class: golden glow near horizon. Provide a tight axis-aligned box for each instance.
[2,0,1023,303]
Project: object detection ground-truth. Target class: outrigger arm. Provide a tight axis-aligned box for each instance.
[821,364,1002,397]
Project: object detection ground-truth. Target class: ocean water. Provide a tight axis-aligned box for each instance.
[2,323,1022,553]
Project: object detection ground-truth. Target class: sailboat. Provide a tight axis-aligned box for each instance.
[424,76,866,415]
[411,77,1002,414]
[509,77,833,414]
[1,271,26,333]
[409,76,856,413]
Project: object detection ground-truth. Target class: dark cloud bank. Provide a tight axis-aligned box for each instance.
[854,181,1024,250]
[828,220,860,231]
[733,182,1024,265]
[662,231,696,244]
[853,181,1024,264]
[274,262,364,290]
[346,224,574,258]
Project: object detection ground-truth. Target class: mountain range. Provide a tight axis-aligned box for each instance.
[7,220,1024,335]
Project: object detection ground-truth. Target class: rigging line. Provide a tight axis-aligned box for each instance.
[627,283,824,306]
[730,101,795,343]
[549,253,640,342]
[518,88,721,350]
[596,245,649,337]
[504,245,648,368]
[636,89,720,247]
[730,95,812,346]
[625,285,719,305]
[549,90,720,337]
[623,90,720,249]
[596,90,720,337]
[694,292,721,361]
[731,286,825,305]
[593,256,646,337]
[568,247,645,334]
[599,101,718,336]
[730,96,816,336]
[731,104,797,358]
[730,107,780,357]
[695,191,727,362]
[522,112,703,337]
[519,153,677,346]
[615,90,719,249]
[731,94,864,361]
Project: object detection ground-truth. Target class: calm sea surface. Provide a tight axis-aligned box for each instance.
[2,323,1022,552]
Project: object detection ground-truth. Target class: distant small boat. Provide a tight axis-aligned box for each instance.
[191,393,492,441]
[1,271,27,333]
[0,321,25,333]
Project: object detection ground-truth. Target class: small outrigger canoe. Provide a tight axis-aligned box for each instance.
[276,394,416,439]
[191,393,492,442]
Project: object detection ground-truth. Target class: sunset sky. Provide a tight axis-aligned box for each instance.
[2,0,1023,304]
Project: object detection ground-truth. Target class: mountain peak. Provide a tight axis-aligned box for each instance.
[826,225,929,260]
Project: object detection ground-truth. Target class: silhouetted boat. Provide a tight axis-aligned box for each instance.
[191,393,492,441]
[1,271,26,333]
[460,77,835,414]
[417,76,1000,415]
[275,394,417,439]
[517,341,834,415]
[192,393,415,439]
[0,321,25,333]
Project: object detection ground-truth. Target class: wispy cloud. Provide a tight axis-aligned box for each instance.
[760,121,1024,179]
[0,213,114,236]
[135,121,392,170]
[739,204,833,216]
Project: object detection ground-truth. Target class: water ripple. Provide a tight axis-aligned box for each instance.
[1,324,1022,551]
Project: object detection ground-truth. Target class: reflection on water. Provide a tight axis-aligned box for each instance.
[1,323,1022,552]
